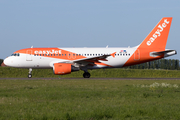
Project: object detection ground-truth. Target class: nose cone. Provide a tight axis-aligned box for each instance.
[4,57,12,67]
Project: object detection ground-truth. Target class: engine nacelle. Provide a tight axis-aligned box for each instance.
[53,63,79,75]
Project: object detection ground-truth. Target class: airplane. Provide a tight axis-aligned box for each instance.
[4,17,177,78]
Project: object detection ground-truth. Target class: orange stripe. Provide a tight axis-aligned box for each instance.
[14,48,86,60]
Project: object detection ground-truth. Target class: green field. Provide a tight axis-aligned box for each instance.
[0,79,180,119]
[1,67,180,78]
[1,67,180,119]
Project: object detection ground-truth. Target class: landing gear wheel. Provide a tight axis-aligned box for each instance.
[28,74,32,78]
[83,72,91,78]
[28,68,32,78]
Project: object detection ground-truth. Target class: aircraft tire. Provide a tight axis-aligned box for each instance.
[28,74,32,78]
[83,72,91,78]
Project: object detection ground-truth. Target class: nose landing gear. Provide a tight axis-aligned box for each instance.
[28,68,32,78]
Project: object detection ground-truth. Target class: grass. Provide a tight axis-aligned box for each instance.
[1,67,180,78]
[0,79,180,119]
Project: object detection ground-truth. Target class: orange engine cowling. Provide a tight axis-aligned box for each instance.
[53,63,72,75]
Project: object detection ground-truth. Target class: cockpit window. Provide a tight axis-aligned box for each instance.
[11,53,20,56]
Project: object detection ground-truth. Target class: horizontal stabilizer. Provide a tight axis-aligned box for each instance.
[150,50,177,57]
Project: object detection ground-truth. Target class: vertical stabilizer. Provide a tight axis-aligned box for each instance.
[123,17,173,67]
[139,17,172,50]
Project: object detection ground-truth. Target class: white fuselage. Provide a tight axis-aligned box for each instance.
[4,47,138,69]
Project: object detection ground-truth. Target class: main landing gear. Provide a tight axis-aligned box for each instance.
[83,72,91,78]
[28,68,32,78]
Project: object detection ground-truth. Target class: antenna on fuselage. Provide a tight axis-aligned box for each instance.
[106,45,108,48]
[31,46,33,48]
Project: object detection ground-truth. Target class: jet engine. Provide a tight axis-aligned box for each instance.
[53,63,79,75]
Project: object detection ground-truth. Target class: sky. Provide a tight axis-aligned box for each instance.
[0,0,180,60]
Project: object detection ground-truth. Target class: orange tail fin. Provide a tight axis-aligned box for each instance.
[123,17,173,67]
[139,17,172,50]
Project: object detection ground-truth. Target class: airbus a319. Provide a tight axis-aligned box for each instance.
[4,17,177,78]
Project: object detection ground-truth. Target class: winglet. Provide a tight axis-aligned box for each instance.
[111,52,116,58]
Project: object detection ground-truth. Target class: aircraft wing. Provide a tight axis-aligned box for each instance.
[70,52,116,67]
[50,52,116,67]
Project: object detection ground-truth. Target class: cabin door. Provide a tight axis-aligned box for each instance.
[134,49,140,61]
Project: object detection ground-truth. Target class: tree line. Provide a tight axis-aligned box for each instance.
[0,59,3,66]
[126,59,180,70]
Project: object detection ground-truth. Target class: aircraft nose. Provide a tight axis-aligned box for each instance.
[4,57,12,67]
